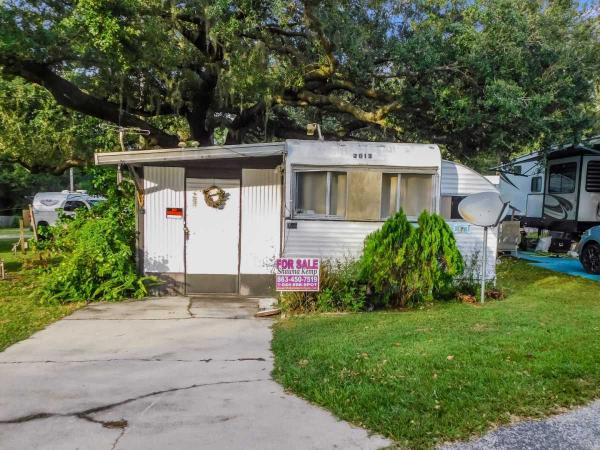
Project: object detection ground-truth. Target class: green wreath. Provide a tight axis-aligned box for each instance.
[202,185,229,209]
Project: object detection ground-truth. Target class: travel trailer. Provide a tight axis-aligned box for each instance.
[32,191,105,229]
[498,138,600,236]
[497,151,545,227]
[95,140,498,296]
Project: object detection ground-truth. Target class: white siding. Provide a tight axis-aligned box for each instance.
[441,160,498,195]
[240,169,282,274]
[283,220,381,259]
[449,224,497,280]
[143,166,185,273]
[283,220,496,279]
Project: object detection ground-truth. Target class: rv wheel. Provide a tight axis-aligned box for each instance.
[580,242,600,275]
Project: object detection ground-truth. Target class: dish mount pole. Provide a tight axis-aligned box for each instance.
[481,226,488,304]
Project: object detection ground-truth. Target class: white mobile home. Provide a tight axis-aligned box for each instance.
[95,140,498,295]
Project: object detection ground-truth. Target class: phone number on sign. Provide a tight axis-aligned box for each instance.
[276,275,319,291]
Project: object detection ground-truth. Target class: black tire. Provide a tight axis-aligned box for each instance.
[580,242,600,275]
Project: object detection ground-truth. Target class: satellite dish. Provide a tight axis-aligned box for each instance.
[457,191,510,304]
[458,192,509,227]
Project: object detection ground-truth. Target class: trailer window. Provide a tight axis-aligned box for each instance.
[548,162,577,194]
[401,174,433,217]
[295,172,327,215]
[530,176,542,193]
[346,171,382,220]
[295,171,347,217]
[295,170,433,220]
[381,174,399,218]
[585,161,600,192]
[441,196,466,220]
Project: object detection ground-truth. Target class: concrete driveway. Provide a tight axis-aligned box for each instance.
[0,297,390,450]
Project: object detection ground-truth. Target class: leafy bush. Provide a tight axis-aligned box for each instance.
[280,259,366,313]
[360,210,464,307]
[35,169,154,303]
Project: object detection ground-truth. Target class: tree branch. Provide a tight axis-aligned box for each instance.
[1,58,179,147]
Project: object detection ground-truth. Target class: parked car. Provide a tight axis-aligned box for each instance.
[32,191,105,230]
[577,225,600,274]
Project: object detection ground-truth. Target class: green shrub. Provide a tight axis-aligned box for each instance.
[403,211,464,303]
[280,259,366,313]
[358,211,413,307]
[35,169,154,303]
[359,210,464,307]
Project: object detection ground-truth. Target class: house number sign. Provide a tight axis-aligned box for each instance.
[275,258,320,291]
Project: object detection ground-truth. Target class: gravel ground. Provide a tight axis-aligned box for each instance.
[442,400,600,450]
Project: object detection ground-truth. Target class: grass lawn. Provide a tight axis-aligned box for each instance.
[0,238,81,351]
[0,227,32,237]
[272,258,600,449]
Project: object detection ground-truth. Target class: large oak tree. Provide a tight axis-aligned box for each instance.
[1,0,599,172]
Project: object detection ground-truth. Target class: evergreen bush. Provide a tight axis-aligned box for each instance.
[359,211,413,307]
[359,210,464,307]
[403,212,465,303]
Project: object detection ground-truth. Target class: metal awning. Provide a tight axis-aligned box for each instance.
[94,142,286,166]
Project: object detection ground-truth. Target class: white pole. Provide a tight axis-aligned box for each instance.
[481,226,488,304]
[69,167,74,192]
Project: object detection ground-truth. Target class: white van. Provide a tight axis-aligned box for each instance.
[32,191,105,229]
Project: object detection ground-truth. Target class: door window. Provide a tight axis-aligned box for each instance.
[530,176,543,193]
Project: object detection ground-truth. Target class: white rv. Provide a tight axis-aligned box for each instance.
[499,139,600,235]
[94,140,498,296]
[32,191,105,229]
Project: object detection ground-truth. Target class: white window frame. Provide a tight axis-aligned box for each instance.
[291,166,438,221]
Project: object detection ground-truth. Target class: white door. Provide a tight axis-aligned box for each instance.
[578,156,600,223]
[543,157,580,222]
[185,178,240,293]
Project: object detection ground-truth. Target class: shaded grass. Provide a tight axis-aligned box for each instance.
[0,239,81,351]
[272,259,600,449]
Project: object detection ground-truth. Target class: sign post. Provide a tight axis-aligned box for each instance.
[275,257,320,291]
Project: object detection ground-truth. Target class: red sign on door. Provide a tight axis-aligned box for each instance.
[166,207,183,218]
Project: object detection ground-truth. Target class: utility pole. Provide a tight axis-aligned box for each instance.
[69,167,74,191]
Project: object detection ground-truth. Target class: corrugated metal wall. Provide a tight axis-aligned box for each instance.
[240,169,282,274]
[143,166,185,274]
[283,220,497,279]
[441,160,497,195]
[450,224,498,280]
[283,220,380,259]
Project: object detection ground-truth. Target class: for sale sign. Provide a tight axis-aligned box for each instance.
[275,258,320,291]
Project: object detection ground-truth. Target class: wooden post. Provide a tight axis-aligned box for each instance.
[19,219,25,253]
[0,260,5,280]
[29,204,38,240]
